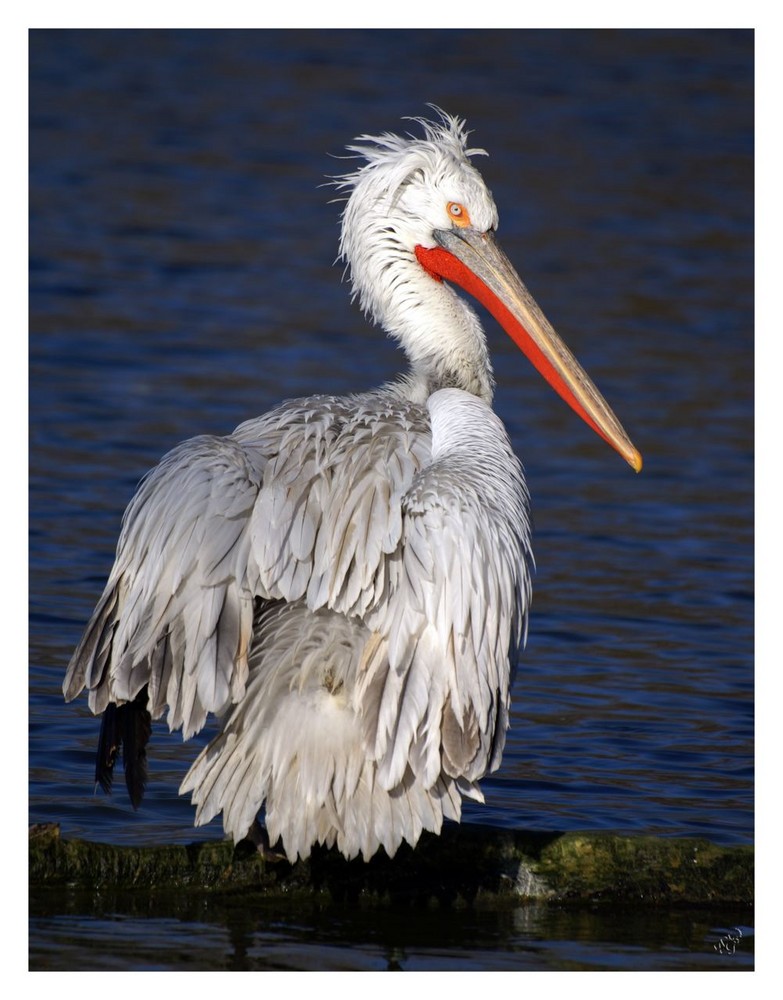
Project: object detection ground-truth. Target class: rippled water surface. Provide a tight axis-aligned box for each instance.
[29,28,753,970]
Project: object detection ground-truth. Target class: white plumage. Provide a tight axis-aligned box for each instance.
[64,110,639,862]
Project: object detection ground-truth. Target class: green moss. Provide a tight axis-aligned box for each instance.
[29,823,753,907]
[530,832,753,904]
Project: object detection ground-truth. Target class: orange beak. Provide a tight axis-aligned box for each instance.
[416,229,642,472]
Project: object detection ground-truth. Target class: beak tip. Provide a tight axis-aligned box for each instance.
[628,448,643,473]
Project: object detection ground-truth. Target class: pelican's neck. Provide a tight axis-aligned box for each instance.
[339,175,497,403]
[398,278,496,403]
[353,248,496,404]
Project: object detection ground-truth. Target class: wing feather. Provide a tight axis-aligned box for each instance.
[66,394,434,744]
[64,433,266,737]
[356,388,533,790]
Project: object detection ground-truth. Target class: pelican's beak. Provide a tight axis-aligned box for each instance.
[415,229,642,472]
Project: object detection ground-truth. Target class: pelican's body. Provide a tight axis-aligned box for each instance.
[64,112,639,862]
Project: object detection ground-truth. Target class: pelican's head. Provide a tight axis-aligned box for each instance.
[336,113,496,334]
[338,113,497,257]
[334,110,641,472]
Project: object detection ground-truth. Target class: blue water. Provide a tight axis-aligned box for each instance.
[29,29,753,970]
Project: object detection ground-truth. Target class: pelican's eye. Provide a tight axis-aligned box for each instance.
[447,201,471,228]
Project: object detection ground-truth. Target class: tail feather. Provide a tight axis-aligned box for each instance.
[180,602,481,861]
[94,687,151,810]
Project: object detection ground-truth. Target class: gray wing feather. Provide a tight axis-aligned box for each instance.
[356,388,533,792]
[65,394,434,744]
[64,434,265,737]
[243,396,431,617]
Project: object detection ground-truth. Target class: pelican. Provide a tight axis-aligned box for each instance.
[63,111,641,863]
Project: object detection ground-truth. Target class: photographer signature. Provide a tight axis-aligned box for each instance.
[713,927,743,955]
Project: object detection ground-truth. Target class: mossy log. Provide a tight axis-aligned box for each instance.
[29,822,752,908]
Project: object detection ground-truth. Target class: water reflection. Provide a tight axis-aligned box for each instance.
[29,887,754,971]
